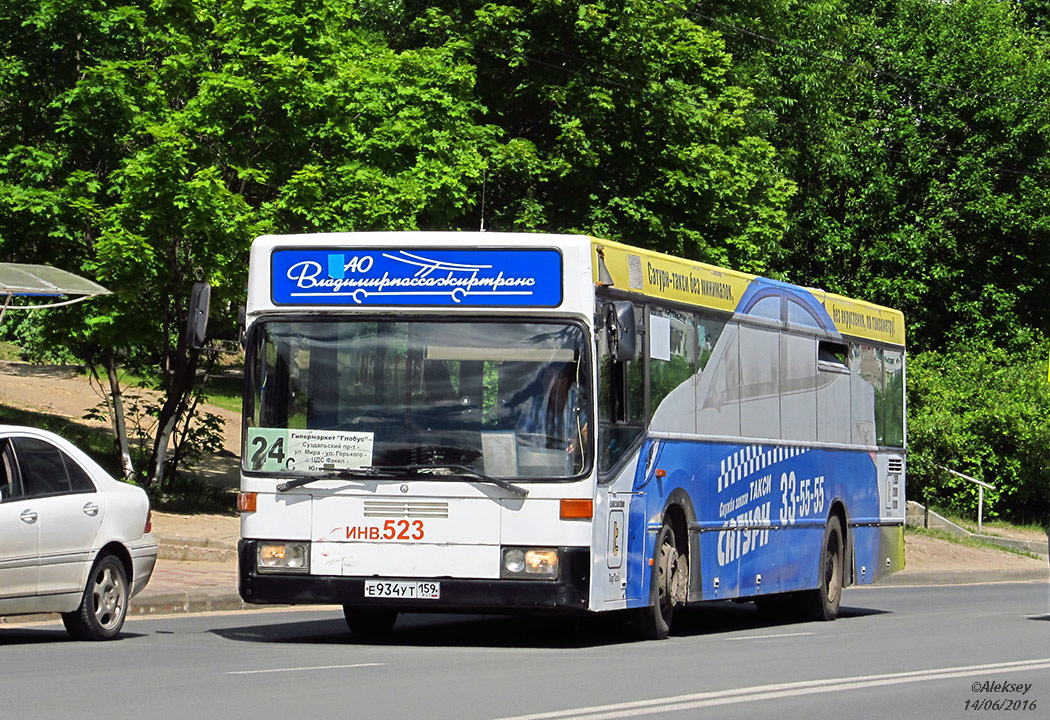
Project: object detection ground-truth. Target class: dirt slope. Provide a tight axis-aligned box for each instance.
[0,360,240,487]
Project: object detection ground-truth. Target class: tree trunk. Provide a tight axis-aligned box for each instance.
[146,335,199,490]
[105,347,136,483]
[150,411,179,490]
[168,352,217,468]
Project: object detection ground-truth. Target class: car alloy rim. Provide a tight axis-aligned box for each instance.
[92,564,126,630]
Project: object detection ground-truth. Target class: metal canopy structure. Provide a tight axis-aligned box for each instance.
[0,263,111,323]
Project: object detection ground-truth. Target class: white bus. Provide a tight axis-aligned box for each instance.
[237,232,906,639]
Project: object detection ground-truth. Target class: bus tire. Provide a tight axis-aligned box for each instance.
[343,606,398,640]
[799,516,844,621]
[630,521,684,640]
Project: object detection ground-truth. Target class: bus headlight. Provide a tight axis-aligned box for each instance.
[257,542,310,573]
[501,547,559,579]
[503,548,526,574]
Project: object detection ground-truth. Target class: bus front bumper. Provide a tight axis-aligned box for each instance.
[238,540,590,613]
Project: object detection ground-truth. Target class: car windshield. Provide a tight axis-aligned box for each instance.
[244,319,591,479]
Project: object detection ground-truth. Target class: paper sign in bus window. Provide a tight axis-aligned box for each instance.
[650,314,672,362]
[247,428,374,473]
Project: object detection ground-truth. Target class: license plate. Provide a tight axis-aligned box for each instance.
[364,580,441,600]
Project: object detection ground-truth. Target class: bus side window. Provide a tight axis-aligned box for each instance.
[694,315,739,437]
[648,307,698,419]
[882,350,905,448]
[850,344,882,446]
[597,304,644,474]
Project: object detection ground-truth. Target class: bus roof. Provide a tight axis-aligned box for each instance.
[248,232,904,347]
[593,239,905,347]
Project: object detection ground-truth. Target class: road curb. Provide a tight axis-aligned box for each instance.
[156,537,238,563]
[879,568,1049,586]
[129,591,250,616]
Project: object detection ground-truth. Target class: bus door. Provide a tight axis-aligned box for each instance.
[592,300,645,608]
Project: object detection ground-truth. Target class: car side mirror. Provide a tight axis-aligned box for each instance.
[608,301,638,362]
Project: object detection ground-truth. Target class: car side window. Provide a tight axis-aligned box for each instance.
[0,438,22,501]
[66,455,95,492]
[12,437,96,497]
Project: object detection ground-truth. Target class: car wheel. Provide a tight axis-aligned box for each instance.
[62,554,129,641]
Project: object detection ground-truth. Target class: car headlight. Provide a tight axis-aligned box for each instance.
[501,547,559,580]
[257,542,310,573]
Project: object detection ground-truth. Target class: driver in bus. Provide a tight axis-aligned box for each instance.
[518,363,588,462]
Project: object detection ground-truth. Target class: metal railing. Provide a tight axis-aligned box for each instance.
[936,464,996,534]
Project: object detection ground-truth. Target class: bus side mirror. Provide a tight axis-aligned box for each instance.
[186,282,211,350]
[608,301,638,362]
[238,305,247,348]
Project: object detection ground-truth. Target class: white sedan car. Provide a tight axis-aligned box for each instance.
[0,425,157,639]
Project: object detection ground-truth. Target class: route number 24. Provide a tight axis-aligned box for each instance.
[249,435,287,470]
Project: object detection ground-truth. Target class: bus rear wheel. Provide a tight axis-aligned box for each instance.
[630,521,686,640]
[799,516,844,621]
[343,606,398,641]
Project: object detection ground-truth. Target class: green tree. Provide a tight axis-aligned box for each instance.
[0,0,505,487]
[377,0,796,273]
[710,0,1050,350]
[907,342,1050,527]
[705,0,1050,523]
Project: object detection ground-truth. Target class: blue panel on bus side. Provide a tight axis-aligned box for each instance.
[850,525,880,585]
[270,248,564,307]
[625,439,880,606]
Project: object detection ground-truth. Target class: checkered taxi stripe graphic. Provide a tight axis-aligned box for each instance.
[717,445,809,492]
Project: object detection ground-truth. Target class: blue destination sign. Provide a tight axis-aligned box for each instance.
[271,248,563,307]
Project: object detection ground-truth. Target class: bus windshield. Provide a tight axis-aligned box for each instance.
[244,319,591,479]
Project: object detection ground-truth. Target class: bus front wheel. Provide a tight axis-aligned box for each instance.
[630,521,686,640]
[799,516,844,621]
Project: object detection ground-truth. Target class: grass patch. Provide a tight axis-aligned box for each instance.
[202,372,243,413]
[926,507,1047,538]
[100,367,242,413]
[148,475,236,514]
[0,341,23,361]
[906,526,1043,560]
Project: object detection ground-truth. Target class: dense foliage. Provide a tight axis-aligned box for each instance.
[1,0,510,486]
[711,0,1050,524]
[1,0,1049,522]
[908,341,1050,525]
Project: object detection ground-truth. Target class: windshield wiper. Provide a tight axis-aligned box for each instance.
[275,463,528,497]
[276,465,413,492]
[408,464,529,498]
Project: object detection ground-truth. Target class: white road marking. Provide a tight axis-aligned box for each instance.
[492,658,1050,720]
[725,631,813,641]
[227,663,385,675]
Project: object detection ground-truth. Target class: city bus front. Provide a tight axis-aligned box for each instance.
[237,245,598,632]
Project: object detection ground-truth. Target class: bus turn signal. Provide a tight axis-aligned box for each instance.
[237,492,257,513]
[560,499,593,519]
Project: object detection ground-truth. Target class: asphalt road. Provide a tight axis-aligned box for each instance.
[2,582,1048,720]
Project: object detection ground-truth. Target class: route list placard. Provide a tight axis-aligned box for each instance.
[246,428,374,473]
